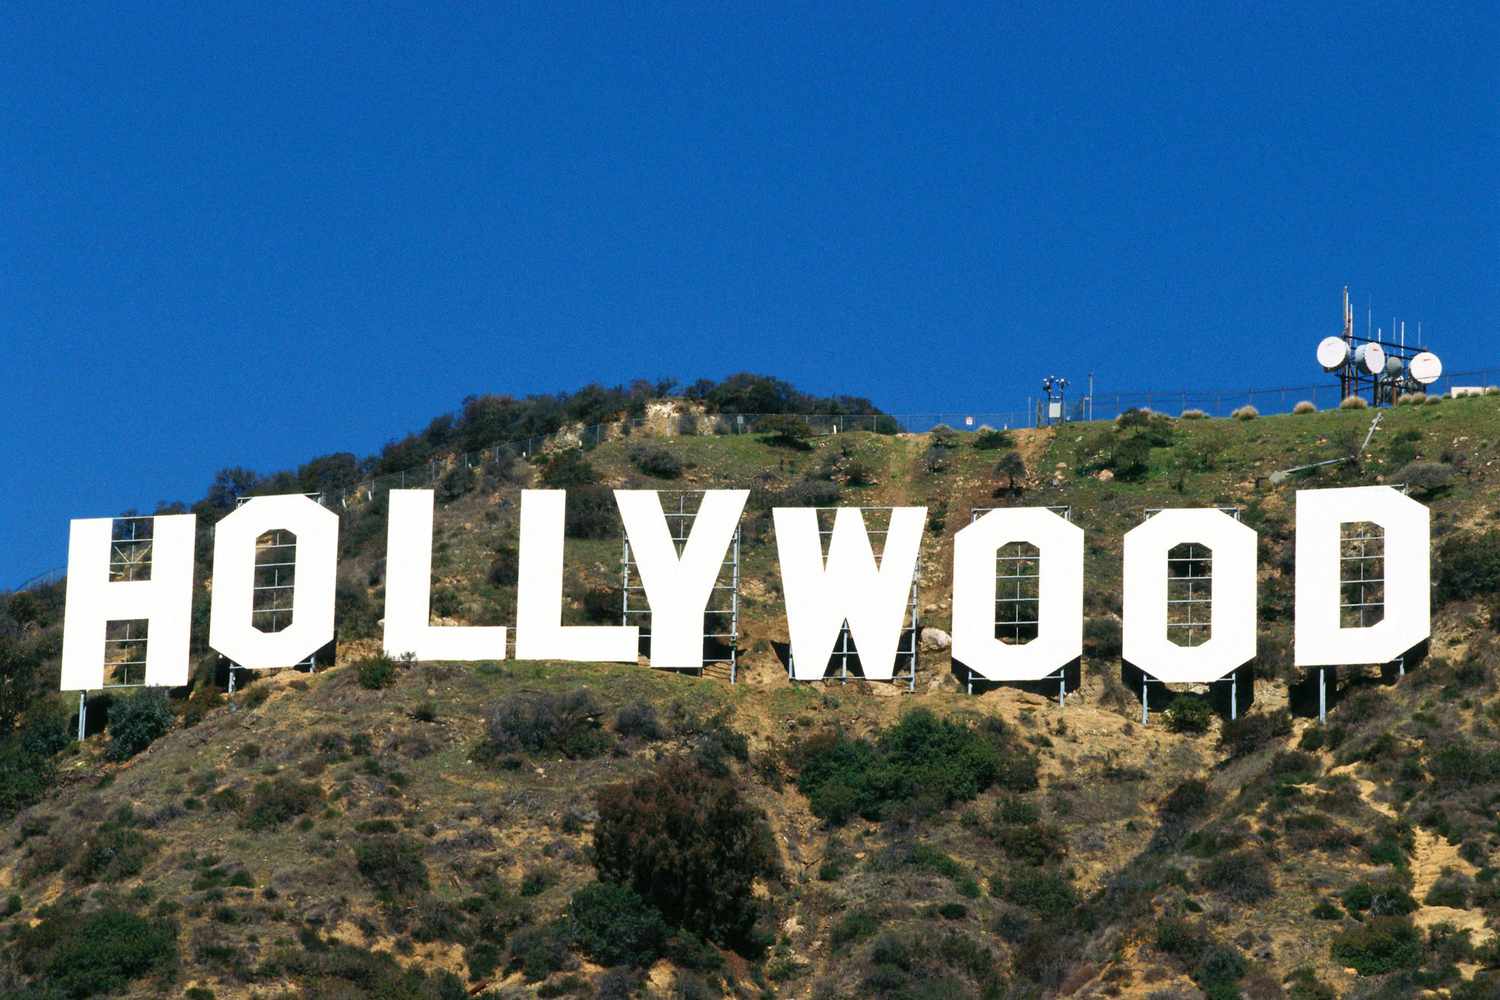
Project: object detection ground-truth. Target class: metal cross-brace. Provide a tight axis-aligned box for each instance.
[784,507,920,692]
[620,491,742,682]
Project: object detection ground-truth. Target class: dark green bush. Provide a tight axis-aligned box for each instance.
[562,486,618,539]
[629,444,684,479]
[613,701,662,740]
[243,777,322,830]
[1200,851,1275,903]
[252,933,465,998]
[1162,696,1214,735]
[593,756,776,948]
[355,834,430,902]
[1436,531,1500,604]
[1428,740,1500,786]
[105,690,173,761]
[566,882,668,967]
[1340,880,1417,917]
[758,414,814,450]
[999,868,1077,920]
[355,654,397,690]
[68,822,155,884]
[539,450,599,487]
[0,738,56,820]
[972,428,1014,450]
[507,922,571,981]
[1331,916,1422,975]
[480,690,610,759]
[14,903,179,998]
[795,709,1037,825]
[487,544,520,587]
[1218,710,1292,757]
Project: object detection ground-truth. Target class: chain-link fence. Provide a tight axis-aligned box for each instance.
[15,366,1500,592]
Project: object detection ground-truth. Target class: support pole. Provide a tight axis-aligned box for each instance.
[1318,668,1327,724]
[1058,673,1065,708]
[77,691,86,741]
[1230,671,1238,721]
[1141,677,1149,725]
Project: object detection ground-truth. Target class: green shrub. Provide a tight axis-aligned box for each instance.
[831,908,881,952]
[758,414,815,450]
[1218,710,1292,757]
[612,700,662,740]
[1231,405,1258,421]
[1162,696,1213,735]
[1331,916,1422,975]
[253,933,465,997]
[795,709,1037,825]
[1340,880,1417,917]
[480,690,610,759]
[1428,739,1500,786]
[507,922,571,981]
[629,444,684,479]
[1200,851,1275,903]
[593,756,776,948]
[243,777,322,830]
[14,903,179,997]
[105,690,173,761]
[539,449,599,487]
[1285,966,1337,999]
[972,428,1014,450]
[487,544,520,587]
[355,835,430,902]
[566,882,669,967]
[999,868,1077,919]
[68,822,155,884]
[355,654,397,690]
[0,738,56,820]
[1424,872,1471,908]
[1437,532,1500,605]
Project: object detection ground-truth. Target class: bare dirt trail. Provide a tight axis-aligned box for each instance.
[1331,762,1494,946]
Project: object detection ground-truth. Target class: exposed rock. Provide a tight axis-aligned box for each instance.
[920,626,951,651]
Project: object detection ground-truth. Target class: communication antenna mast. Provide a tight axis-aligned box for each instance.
[1317,287,1443,406]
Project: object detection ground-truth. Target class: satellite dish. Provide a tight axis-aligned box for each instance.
[1353,343,1385,375]
[1316,337,1349,371]
[1409,351,1442,385]
[1384,355,1404,377]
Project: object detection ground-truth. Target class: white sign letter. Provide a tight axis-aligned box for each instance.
[61,515,196,690]
[383,489,507,660]
[615,490,748,668]
[1122,508,1256,683]
[1294,486,1429,667]
[209,495,338,669]
[953,508,1083,681]
[773,506,925,681]
[514,490,638,662]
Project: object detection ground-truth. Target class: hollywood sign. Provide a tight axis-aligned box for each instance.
[59,485,1429,692]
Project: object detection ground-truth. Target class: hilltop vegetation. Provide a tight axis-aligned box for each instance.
[6,382,1500,997]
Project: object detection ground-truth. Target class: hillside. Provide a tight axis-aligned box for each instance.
[5,390,1500,999]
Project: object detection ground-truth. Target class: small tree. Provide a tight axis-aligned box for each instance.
[106,691,173,761]
[758,414,814,450]
[593,756,776,947]
[994,451,1026,494]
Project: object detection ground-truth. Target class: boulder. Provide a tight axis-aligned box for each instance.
[920,627,951,651]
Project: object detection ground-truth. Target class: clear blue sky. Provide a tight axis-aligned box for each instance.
[3,4,1496,586]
